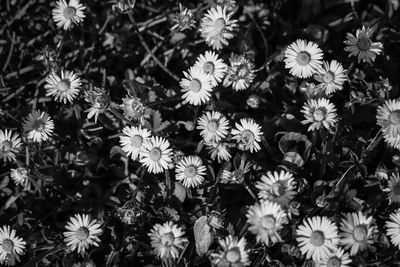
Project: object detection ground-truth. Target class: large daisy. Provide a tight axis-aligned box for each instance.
[140,136,173,174]
[0,130,22,163]
[314,60,347,95]
[119,126,151,161]
[45,70,82,103]
[211,235,250,267]
[344,26,383,63]
[386,209,400,249]
[301,98,337,132]
[52,0,86,30]
[175,156,207,188]
[231,118,263,153]
[23,111,54,143]
[197,111,229,142]
[0,225,26,266]
[180,66,214,106]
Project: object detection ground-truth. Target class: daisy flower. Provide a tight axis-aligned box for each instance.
[23,111,54,143]
[171,3,196,32]
[194,51,227,85]
[314,60,347,95]
[296,216,340,261]
[204,141,231,163]
[200,6,238,50]
[52,0,86,30]
[0,226,26,266]
[45,70,82,103]
[211,235,250,267]
[386,209,400,249]
[223,54,256,91]
[120,97,145,122]
[231,118,263,153]
[119,126,151,161]
[84,87,110,123]
[377,99,400,137]
[197,111,229,142]
[0,130,22,163]
[64,214,102,254]
[301,98,337,132]
[384,173,400,204]
[175,156,207,188]
[140,136,173,174]
[256,170,297,208]
[344,26,383,63]
[318,248,352,267]
[246,201,288,245]
[340,211,376,256]
[148,221,187,260]
[284,39,324,78]
[180,66,214,106]
[10,167,28,186]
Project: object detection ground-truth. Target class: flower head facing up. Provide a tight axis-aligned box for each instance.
[0,226,26,266]
[284,39,324,78]
[200,6,238,50]
[344,26,383,63]
[205,141,231,163]
[149,221,187,260]
[301,98,337,132]
[386,209,400,249]
[211,235,250,267]
[231,118,263,152]
[45,70,81,104]
[10,167,28,186]
[246,201,288,245]
[314,60,347,95]
[140,136,173,174]
[171,4,196,32]
[340,211,376,256]
[180,66,214,106]
[318,247,352,267]
[296,216,340,261]
[84,87,110,122]
[223,54,256,91]
[52,0,86,30]
[175,156,207,188]
[194,51,227,85]
[23,111,54,143]
[0,130,22,163]
[119,126,151,161]
[64,214,102,254]
[197,111,229,142]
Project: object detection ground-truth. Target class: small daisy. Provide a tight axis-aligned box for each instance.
[171,3,196,32]
[384,173,400,203]
[64,214,102,254]
[223,54,256,91]
[148,221,187,260]
[256,170,297,208]
[180,66,214,106]
[377,99,400,137]
[231,118,263,153]
[120,97,145,122]
[344,26,383,63]
[52,0,86,30]
[84,87,110,123]
[175,156,207,188]
[45,70,82,103]
[0,130,22,163]
[200,6,238,50]
[340,211,376,256]
[386,209,400,249]
[246,201,288,245]
[296,216,340,261]
[211,235,250,267]
[23,111,54,143]
[205,141,231,163]
[119,126,151,161]
[301,98,337,132]
[314,60,347,95]
[318,248,352,267]
[194,51,227,85]
[197,111,229,142]
[10,167,28,186]
[140,136,173,174]
[0,226,26,266]
[284,39,324,78]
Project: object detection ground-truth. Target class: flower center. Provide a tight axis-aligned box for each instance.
[96,95,110,109]
[310,230,325,246]
[207,120,219,132]
[130,135,142,148]
[63,6,76,19]
[271,182,285,196]
[261,215,276,230]
[392,181,400,195]
[1,140,12,152]
[213,18,226,32]
[57,79,70,92]
[389,111,400,125]
[225,247,241,263]
[295,51,311,66]
[32,119,46,132]
[184,166,197,178]
[323,71,335,84]
[327,256,341,267]
[237,64,250,78]
[1,239,14,252]
[161,232,175,246]
[357,37,371,51]
[189,79,202,93]
[76,227,89,241]
[203,62,215,75]
[149,147,162,161]
[353,225,367,242]
[313,108,327,122]
[241,130,255,145]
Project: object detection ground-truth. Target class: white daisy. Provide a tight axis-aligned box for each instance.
[45,70,82,103]
[140,136,173,174]
[301,98,337,132]
[63,214,102,254]
[384,135,400,150]
[23,111,54,143]
[256,170,297,208]
[119,126,151,161]
[0,226,26,266]
[148,221,187,260]
[386,209,400,249]
[231,118,263,153]
[200,6,238,50]
[296,216,340,261]
[84,87,110,123]
[384,173,400,204]
[314,60,347,95]
[204,141,231,163]
[284,39,324,78]
[52,0,86,30]
[340,211,376,256]
[175,156,207,188]
[10,167,28,186]
[211,235,250,267]
[197,111,229,142]
[223,54,256,91]
[0,130,22,163]
[317,248,352,267]
[344,26,383,63]
[377,99,400,137]
[194,51,227,85]
[246,200,288,245]
[180,66,214,106]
